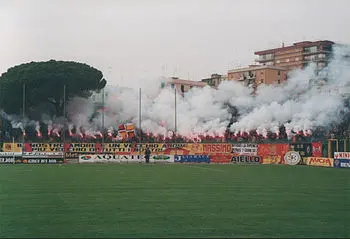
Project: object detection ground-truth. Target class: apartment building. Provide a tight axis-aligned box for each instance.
[254,40,334,71]
[161,77,207,96]
[227,65,287,88]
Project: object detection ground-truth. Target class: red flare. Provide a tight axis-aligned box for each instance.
[80,133,84,138]
[69,131,73,137]
[37,132,42,137]
[23,131,26,136]
[107,132,112,137]
[48,131,51,136]
[55,132,60,137]
[99,132,103,138]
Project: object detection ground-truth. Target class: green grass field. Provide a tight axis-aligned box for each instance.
[0,164,349,238]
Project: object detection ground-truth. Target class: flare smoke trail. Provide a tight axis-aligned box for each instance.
[1,44,349,139]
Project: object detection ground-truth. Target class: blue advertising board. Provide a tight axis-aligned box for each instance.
[174,155,210,163]
[334,159,350,168]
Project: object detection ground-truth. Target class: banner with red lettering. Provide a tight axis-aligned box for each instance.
[305,157,334,167]
[258,144,290,164]
[202,144,232,154]
[312,142,322,157]
[209,153,232,163]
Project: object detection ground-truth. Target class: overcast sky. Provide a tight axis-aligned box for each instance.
[1,0,349,87]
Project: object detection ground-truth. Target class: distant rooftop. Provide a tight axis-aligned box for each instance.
[255,40,335,55]
[228,65,286,73]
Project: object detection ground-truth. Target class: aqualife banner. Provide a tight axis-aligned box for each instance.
[79,154,144,163]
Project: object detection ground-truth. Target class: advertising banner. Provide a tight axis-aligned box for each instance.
[334,152,350,168]
[134,143,167,153]
[334,159,350,168]
[304,157,334,167]
[312,142,322,157]
[2,143,23,152]
[334,152,350,160]
[17,158,64,164]
[231,155,261,164]
[0,152,22,164]
[22,152,64,158]
[150,155,174,163]
[284,151,301,165]
[23,143,64,152]
[174,155,210,163]
[258,144,290,164]
[163,143,196,155]
[202,144,232,154]
[79,154,144,163]
[231,143,258,156]
[289,143,312,157]
[102,143,133,153]
[261,155,284,164]
[64,143,96,153]
[209,153,232,163]
[64,152,80,160]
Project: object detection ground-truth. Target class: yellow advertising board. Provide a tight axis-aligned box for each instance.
[103,143,132,153]
[2,143,23,152]
[305,157,334,167]
[24,143,64,152]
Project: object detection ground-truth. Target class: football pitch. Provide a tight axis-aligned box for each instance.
[0,164,349,238]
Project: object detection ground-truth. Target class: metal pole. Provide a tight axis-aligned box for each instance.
[101,88,105,148]
[22,83,25,146]
[63,85,66,143]
[174,88,177,142]
[139,88,142,143]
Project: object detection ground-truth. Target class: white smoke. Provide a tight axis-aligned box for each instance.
[2,44,349,139]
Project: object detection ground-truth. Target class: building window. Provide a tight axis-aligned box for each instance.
[161,82,165,88]
[276,60,280,64]
[181,84,185,93]
[260,79,264,84]
[260,71,263,75]
[285,58,290,62]
[278,79,281,84]
[171,84,174,89]
[295,57,299,61]
[277,71,280,76]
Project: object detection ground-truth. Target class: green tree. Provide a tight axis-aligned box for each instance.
[0,60,106,117]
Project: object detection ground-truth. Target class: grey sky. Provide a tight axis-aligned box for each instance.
[1,0,349,87]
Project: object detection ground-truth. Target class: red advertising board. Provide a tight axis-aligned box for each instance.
[258,144,290,164]
[209,153,232,163]
[202,144,232,154]
[312,142,322,157]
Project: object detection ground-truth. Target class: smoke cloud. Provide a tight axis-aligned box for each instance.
[1,44,349,140]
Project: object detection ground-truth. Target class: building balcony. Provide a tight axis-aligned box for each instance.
[255,58,274,63]
[302,49,332,56]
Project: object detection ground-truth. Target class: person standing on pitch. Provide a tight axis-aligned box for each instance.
[145,146,151,164]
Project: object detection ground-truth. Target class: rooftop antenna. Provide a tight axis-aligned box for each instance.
[282,41,285,48]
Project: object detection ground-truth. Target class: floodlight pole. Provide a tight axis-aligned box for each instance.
[139,88,142,143]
